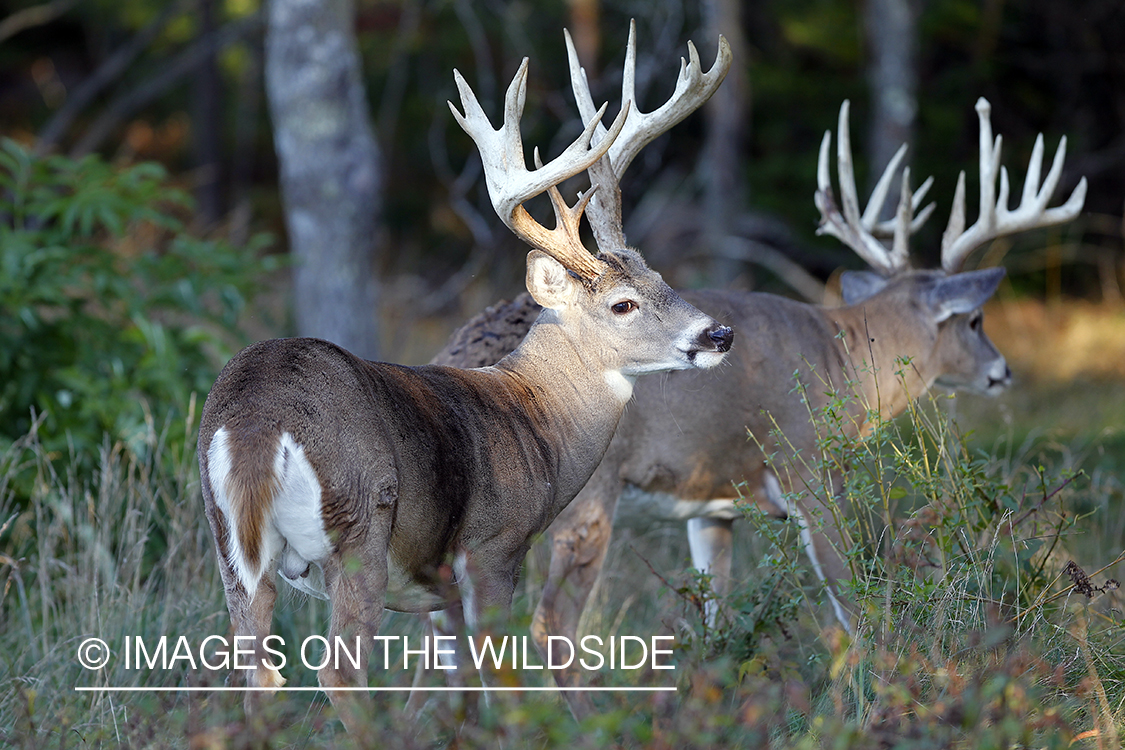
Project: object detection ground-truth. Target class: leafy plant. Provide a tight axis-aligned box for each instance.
[713,357,1125,746]
[0,138,276,484]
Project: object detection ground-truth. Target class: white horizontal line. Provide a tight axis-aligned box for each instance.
[75,686,676,693]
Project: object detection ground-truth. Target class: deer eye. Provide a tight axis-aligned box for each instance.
[611,300,637,315]
[969,313,983,331]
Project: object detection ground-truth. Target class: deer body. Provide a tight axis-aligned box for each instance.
[200,336,616,614]
[432,95,1084,719]
[434,272,1008,687]
[200,249,731,727]
[200,25,734,731]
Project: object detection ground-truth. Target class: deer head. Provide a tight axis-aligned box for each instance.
[815,98,1086,394]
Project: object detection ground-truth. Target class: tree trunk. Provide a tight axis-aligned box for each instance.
[700,0,749,284]
[864,0,919,218]
[193,0,223,226]
[265,0,382,359]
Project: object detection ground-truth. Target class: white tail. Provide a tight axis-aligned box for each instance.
[200,29,731,734]
[432,97,1086,720]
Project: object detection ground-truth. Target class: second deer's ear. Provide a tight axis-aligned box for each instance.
[526,250,578,311]
[840,270,890,305]
[928,267,1005,322]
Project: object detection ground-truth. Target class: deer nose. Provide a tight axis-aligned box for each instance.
[708,325,734,352]
[989,364,1012,388]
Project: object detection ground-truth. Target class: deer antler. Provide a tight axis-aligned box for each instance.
[565,20,732,249]
[940,98,1088,272]
[449,58,630,280]
[814,100,936,276]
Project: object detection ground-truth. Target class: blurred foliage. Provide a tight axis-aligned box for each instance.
[0,137,276,482]
[654,366,1124,747]
[2,0,1119,299]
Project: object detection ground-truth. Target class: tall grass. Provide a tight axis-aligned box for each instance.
[0,382,1122,747]
[723,364,1125,749]
[1,404,218,745]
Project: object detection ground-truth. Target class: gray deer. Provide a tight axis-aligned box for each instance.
[431,96,1086,719]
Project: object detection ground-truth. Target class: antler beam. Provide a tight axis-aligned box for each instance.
[565,20,732,249]
[449,58,629,280]
[814,100,935,276]
[940,97,1088,272]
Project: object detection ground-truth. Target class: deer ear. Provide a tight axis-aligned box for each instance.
[840,270,890,305]
[526,250,578,310]
[928,267,1005,322]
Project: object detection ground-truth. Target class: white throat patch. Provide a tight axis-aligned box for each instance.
[604,369,635,402]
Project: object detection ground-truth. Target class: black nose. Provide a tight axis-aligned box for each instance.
[709,325,734,352]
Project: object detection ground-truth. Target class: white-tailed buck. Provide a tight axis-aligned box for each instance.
[198,28,732,733]
[432,97,1087,719]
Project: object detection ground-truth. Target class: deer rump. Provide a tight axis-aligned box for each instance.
[200,337,567,613]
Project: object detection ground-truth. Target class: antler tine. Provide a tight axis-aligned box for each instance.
[450,59,630,280]
[867,146,936,238]
[565,20,732,249]
[515,147,603,277]
[890,167,915,265]
[940,97,1088,272]
[814,100,933,275]
[566,21,731,174]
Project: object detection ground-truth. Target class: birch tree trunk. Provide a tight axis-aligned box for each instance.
[265,0,382,359]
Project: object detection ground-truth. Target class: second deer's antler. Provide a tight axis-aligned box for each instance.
[940,97,1088,272]
[449,58,629,281]
[814,100,936,275]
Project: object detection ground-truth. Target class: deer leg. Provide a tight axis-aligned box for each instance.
[318,513,391,737]
[531,478,618,721]
[456,548,520,639]
[770,470,855,631]
[222,562,285,725]
[207,499,285,723]
[406,605,469,718]
[203,485,286,720]
[406,614,432,716]
[685,516,734,630]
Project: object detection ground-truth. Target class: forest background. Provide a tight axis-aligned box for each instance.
[2,0,1125,746]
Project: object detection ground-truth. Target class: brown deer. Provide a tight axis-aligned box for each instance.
[197,33,733,733]
[431,97,1087,719]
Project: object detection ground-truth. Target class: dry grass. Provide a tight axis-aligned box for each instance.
[2,296,1125,748]
[987,297,1125,384]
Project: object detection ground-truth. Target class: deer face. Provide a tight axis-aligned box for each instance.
[840,268,1011,397]
[932,307,1011,395]
[525,248,733,379]
[926,267,1011,395]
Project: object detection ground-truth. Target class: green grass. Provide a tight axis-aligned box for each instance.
[1,377,1123,748]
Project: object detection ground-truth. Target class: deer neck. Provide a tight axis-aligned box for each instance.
[822,298,936,429]
[491,314,630,501]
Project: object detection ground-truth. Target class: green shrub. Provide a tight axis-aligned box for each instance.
[709,359,1125,747]
[0,138,276,483]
